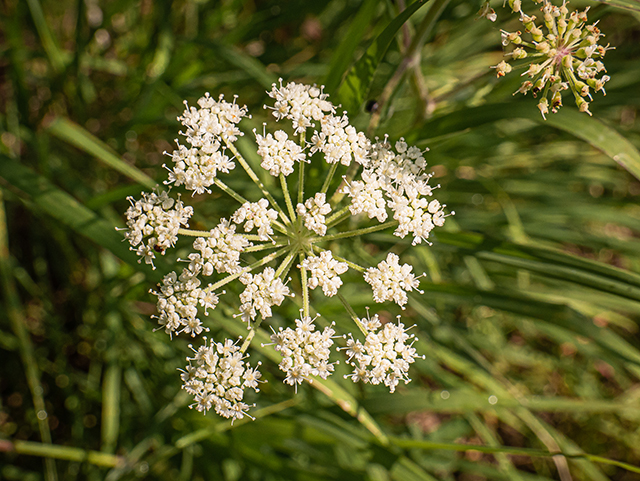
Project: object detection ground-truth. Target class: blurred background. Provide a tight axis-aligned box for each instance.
[2,0,640,480]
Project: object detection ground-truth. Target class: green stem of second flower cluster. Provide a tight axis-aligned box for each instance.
[311,220,397,243]
[208,247,288,292]
[311,245,365,273]
[213,177,248,205]
[244,240,289,253]
[337,292,368,336]
[326,205,351,228]
[275,248,297,279]
[280,173,297,223]
[178,228,276,243]
[240,317,263,354]
[298,131,306,205]
[224,139,291,227]
[320,162,339,195]
[299,252,309,318]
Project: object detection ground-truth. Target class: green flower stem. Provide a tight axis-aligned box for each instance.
[244,240,289,253]
[0,192,58,481]
[275,248,297,278]
[299,252,310,318]
[330,161,360,205]
[240,317,263,354]
[208,247,288,292]
[326,205,351,228]
[178,228,275,242]
[1,439,124,468]
[337,292,368,336]
[298,131,306,205]
[213,177,248,204]
[312,245,365,273]
[223,139,291,226]
[213,173,287,235]
[311,220,397,243]
[320,163,339,195]
[279,173,297,223]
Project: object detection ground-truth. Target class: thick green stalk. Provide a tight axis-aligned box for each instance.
[299,253,310,318]
[311,220,397,243]
[0,192,58,481]
[280,173,297,223]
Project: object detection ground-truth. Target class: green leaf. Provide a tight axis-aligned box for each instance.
[336,0,429,114]
[409,103,640,182]
[46,117,157,190]
[0,158,160,281]
[323,0,380,94]
[593,0,640,13]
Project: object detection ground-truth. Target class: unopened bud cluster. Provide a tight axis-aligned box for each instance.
[493,0,613,118]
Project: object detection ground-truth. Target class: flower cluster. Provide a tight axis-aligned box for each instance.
[269,314,336,389]
[343,315,423,393]
[494,0,612,118]
[123,190,193,268]
[364,253,423,308]
[121,80,451,419]
[300,250,348,297]
[181,338,262,420]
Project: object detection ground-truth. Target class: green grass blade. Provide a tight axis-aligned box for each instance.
[1,440,124,468]
[336,0,429,114]
[323,0,380,94]
[0,158,160,281]
[101,364,121,454]
[46,118,157,189]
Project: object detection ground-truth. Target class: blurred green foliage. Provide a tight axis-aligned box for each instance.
[2,0,640,480]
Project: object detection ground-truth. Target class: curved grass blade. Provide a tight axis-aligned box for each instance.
[46,117,157,190]
[593,0,640,12]
[0,158,161,282]
[408,103,640,182]
[336,0,429,114]
[323,0,380,94]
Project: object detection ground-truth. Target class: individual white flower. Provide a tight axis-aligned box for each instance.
[342,315,423,393]
[296,193,332,236]
[232,199,278,241]
[364,253,424,308]
[266,79,335,133]
[123,190,193,269]
[268,313,336,389]
[181,337,262,420]
[300,250,348,297]
[255,129,306,177]
[238,267,292,323]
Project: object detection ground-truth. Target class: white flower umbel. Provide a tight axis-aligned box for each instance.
[496,0,613,118]
[181,337,262,421]
[342,313,423,393]
[268,313,336,390]
[364,253,424,308]
[121,82,453,419]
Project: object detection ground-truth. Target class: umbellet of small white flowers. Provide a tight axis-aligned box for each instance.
[492,0,613,118]
[120,80,453,419]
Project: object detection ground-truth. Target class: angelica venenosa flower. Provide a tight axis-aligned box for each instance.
[181,337,262,421]
[300,250,348,297]
[123,190,193,269]
[268,313,336,389]
[364,253,424,308]
[496,0,613,118]
[342,314,423,393]
[121,81,453,420]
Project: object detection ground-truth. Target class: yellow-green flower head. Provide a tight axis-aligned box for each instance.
[494,0,613,118]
